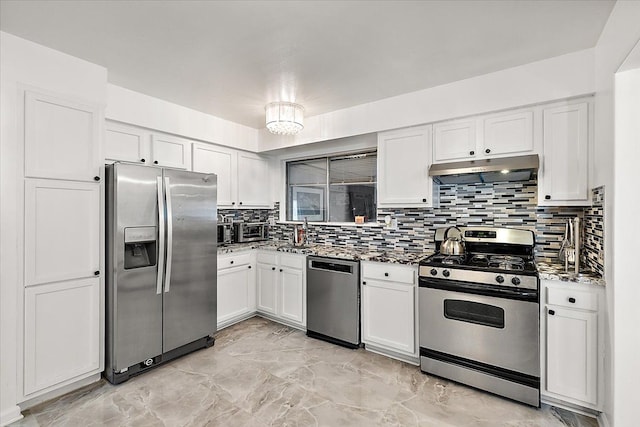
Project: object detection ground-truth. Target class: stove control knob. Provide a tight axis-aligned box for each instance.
[495,275,505,284]
[511,277,521,286]
[442,270,450,278]
[430,268,438,276]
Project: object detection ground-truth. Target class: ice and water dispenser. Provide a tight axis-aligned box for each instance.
[124,226,157,269]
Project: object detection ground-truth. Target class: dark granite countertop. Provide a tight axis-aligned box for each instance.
[536,262,606,286]
[218,241,430,266]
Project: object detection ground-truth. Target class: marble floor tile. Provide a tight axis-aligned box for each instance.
[12,316,598,427]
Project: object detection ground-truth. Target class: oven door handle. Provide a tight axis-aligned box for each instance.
[419,277,538,302]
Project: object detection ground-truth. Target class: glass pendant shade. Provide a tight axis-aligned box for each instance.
[265,102,304,135]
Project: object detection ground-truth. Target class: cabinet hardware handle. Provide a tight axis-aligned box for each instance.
[141,158,146,163]
[94,176,100,181]
[232,202,236,205]
[239,202,243,205]
[545,195,551,200]
[230,260,234,264]
[248,265,252,269]
[422,198,427,202]
[153,160,158,164]
[94,271,100,276]
[279,269,283,272]
[384,272,389,277]
[362,281,366,285]
[568,297,576,303]
[469,150,475,155]
[485,148,491,154]
[272,267,276,271]
[548,309,555,315]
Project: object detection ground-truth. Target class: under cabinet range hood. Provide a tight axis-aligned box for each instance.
[429,154,539,185]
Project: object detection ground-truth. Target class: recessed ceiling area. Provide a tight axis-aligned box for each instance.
[0,0,615,129]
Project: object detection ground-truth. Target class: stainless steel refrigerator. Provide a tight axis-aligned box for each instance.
[105,163,217,384]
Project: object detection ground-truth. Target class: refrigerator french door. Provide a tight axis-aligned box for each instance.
[105,163,217,384]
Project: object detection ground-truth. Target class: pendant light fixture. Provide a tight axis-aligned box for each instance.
[265,102,304,135]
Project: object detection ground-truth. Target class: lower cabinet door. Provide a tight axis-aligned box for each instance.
[362,280,415,354]
[256,263,278,315]
[217,265,254,324]
[279,267,304,325]
[546,306,597,404]
[24,278,101,396]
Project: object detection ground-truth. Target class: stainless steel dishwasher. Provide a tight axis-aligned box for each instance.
[306,256,360,348]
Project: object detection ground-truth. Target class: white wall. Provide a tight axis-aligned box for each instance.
[592,2,640,425]
[258,48,595,152]
[613,65,640,427]
[106,84,259,152]
[0,31,107,426]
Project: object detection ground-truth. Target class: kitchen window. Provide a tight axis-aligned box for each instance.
[286,152,377,223]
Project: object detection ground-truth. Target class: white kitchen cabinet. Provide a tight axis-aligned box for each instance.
[192,143,237,207]
[361,262,418,362]
[538,101,590,206]
[256,256,278,315]
[150,133,192,170]
[541,280,602,409]
[24,179,101,287]
[105,121,192,170]
[24,90,101,182]
[23,278,101,396]
[237,151,271,208]
[433,109,535,164]
[217,252,256,329]
[19,87,105,404]
[377,125,436,207]
[192,145,271,208]
[105,122,149,164]
[481,110,534,156]
[433,118,477,162]
[256,251,306,328]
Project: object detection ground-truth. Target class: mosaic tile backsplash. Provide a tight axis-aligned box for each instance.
[224,182,605,277]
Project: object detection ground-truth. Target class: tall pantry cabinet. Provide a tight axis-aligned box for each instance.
[20,89,104,401]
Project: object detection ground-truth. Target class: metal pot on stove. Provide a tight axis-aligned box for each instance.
[440,226,465,256]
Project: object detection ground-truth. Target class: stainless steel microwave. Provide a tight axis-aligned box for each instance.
[233,222,268,243]
[217,222,233,245]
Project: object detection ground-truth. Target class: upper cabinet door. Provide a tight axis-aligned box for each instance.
[237,152,271,208]
[377,125,434,207]
[433,119,477,162]
[150,134,192,170]
[481,111,534,156]
[24,179,101,287]
[105,122,149,164]
[539,102,589,205]
[24,90,101,181]
[192,143,237,208]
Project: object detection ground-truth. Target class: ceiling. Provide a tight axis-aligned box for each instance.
[0,0,615,129]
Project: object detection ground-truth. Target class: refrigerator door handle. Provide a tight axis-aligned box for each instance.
[164,176,173,293]
[156,176,166,295]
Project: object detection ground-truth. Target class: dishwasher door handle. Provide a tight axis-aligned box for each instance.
[308,259,354,274]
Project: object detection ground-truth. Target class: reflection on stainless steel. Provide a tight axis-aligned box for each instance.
[419,226,540,407]
[429,154,539,185]
[105,163,217,385]
[307,256,360,348]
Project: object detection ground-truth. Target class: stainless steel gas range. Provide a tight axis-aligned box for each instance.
[419,226,540,407]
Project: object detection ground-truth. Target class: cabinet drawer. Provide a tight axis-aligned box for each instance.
[547,287,597,311]
[257,251,278,265]
[361,262,415,285]
[218,252,253,270]
[280,254,304,270]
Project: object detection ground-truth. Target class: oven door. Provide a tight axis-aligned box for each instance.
[419,282,539,377]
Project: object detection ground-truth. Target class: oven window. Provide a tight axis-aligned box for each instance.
[444,300,505,329]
